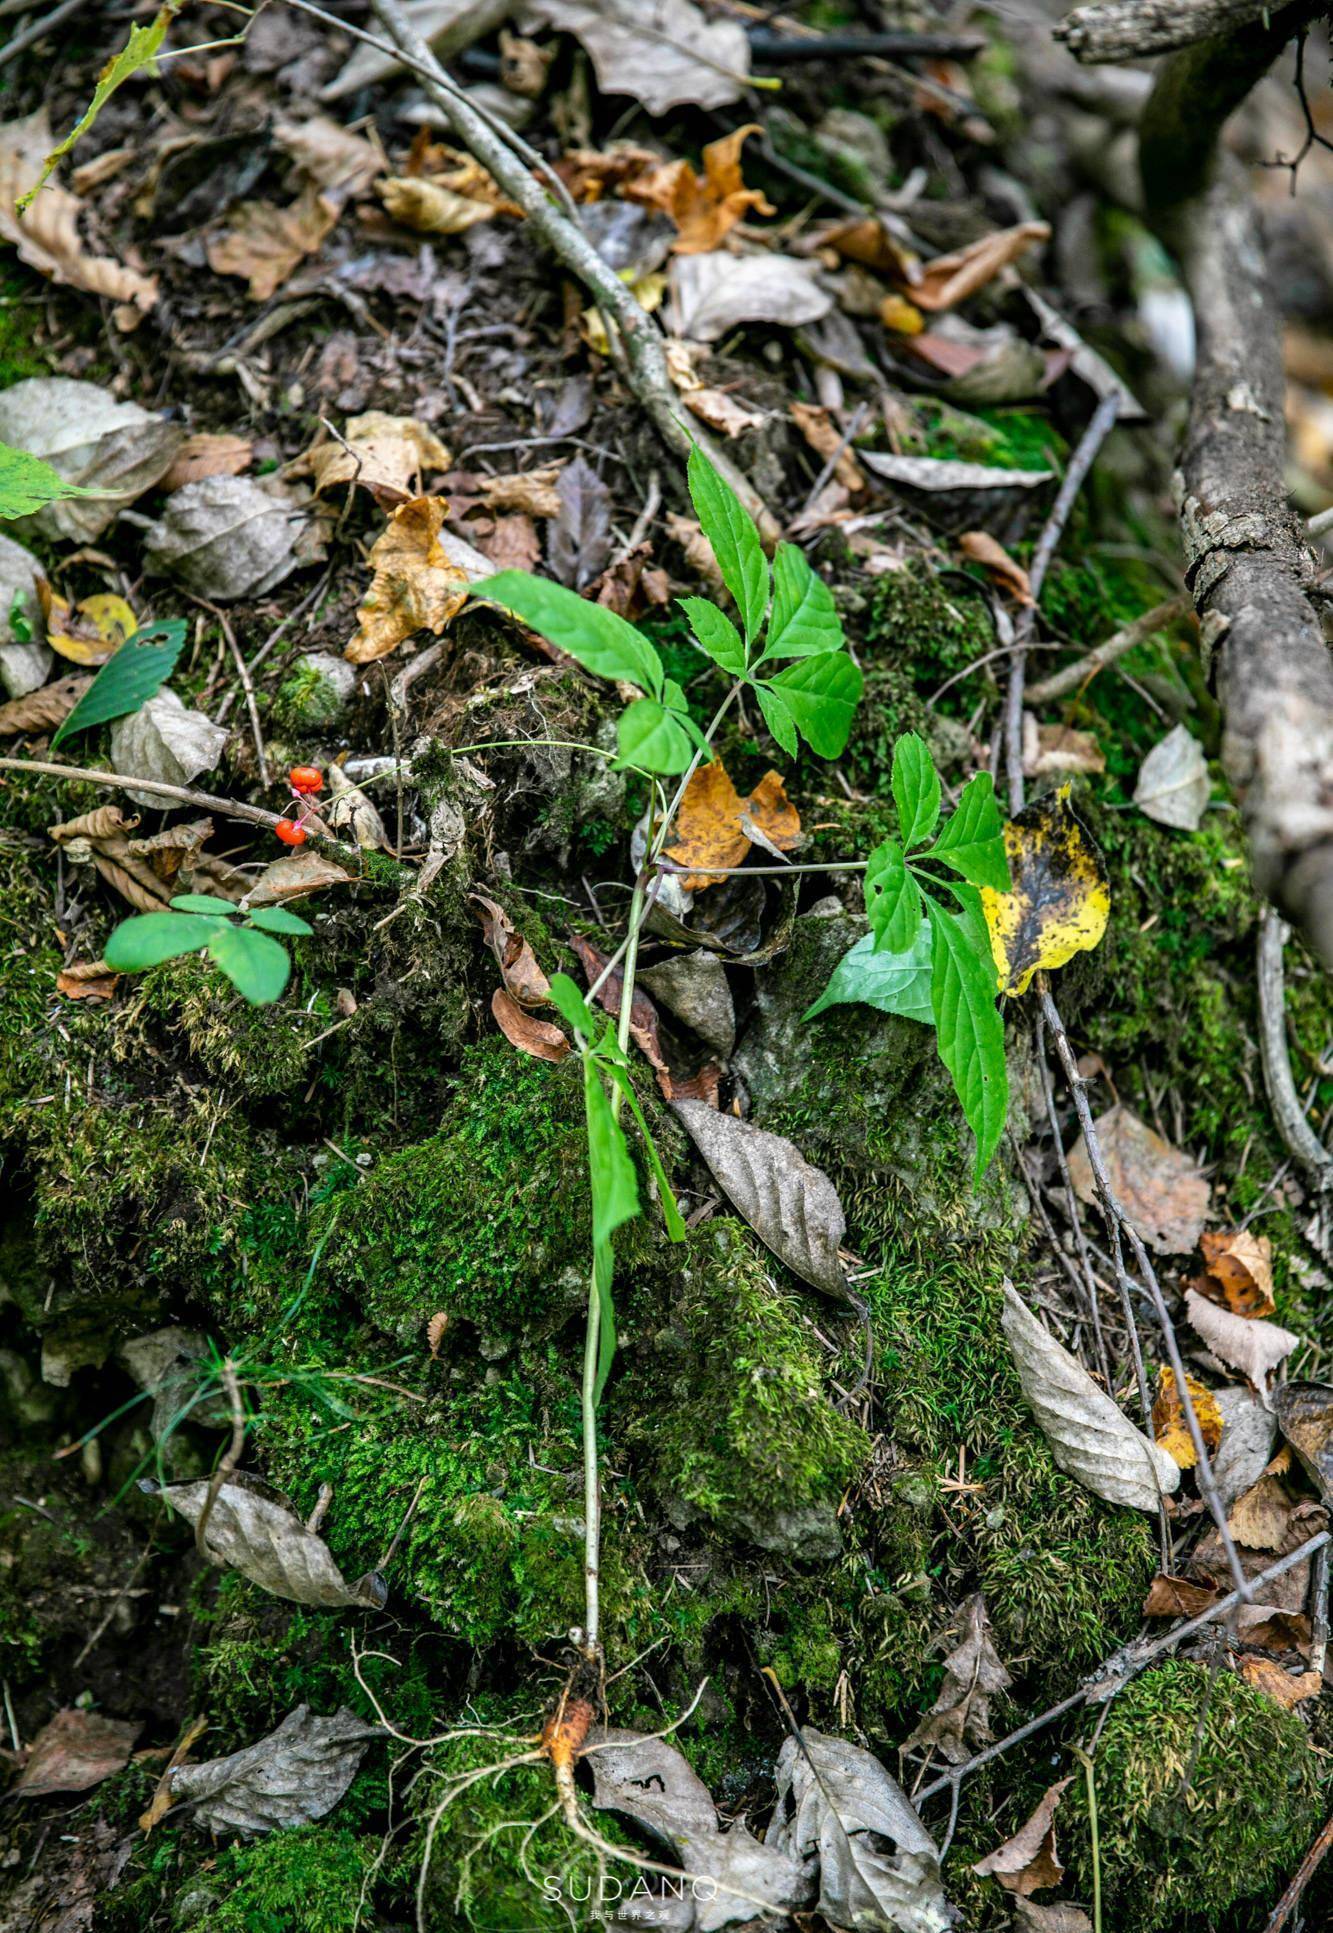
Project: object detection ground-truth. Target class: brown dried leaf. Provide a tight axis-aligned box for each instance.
[1194,1229,1276,1317]
[324,764,388,849]
[624,124,774,254]
[139,1716,209,1833]
[790,400,866,493]
[589,542,670,620]
[379,175,498,235]
[478,466,565,518]
[207,183,338,301]
[470,891,551,1006]
[1067,1104,1210,1254]
[1022,715,1105,777]
[672,1098,850,1300]
[665,760,800,891]
[492,985,570,1063]
[0,673,90,736]
[961,529,1032,604]
[1184,1288,1299,1394]
[1012,1905,1093,1933]
[657,1061,721,1106]
[56,959,118,1000]
[161,433,253,492]
[1143,1573,1223,1618]
[49,804,137,843]
[1228,1472,1301,1553]
[294,412,450,504]
[972,1776,1071,1896]
[426,1312,449,1357]
[1152,1366,1223,1471]
[1275,1380,1333,1503]
[909,221,1050,312]
[905,1595,1012,1765]
[1238,1656,1323,1709]
[478,511,541,573]
[244,849,356,906]
[13,1708,141,1797]
[665,510,725,594]
[547,454,612,591]
[570,932,667,1071]
[0,108,157,312]
[275,115,382,204]
[684,384,765,438]
[346,496,475,662]
[148,1474,387,1609]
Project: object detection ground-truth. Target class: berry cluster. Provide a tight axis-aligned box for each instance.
[275,766,323,846]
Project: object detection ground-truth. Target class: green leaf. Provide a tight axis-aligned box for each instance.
[207,924,292,1005]
[17,3,179,212]
[169,893,240,916]
[616,698,696,775]
[103,911,223,971]
[924,771,1009,891]
[601,1059,686,1242]
[549,971,598,1038]
[803,923,934,1025]
[765,650,863,758]
[247,906,314,936]
[754,682,798,759]
[924,891,1008,1184]
[865,838,923,954]
[474,570,663,698]
[680,595,746,675]
[687,445,769,646]
[759,543,842,662]
[892,732,941,849]
[584,1057,641,1399]
[50,619,189,750]
[0,439,103,522]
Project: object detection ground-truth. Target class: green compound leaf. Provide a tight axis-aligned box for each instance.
[169,893,240,916]
[865,838,923,954]
[925,888,1008,1184]
[601,1058,686,1242]
[584,1057,641,1399]
[246,906,314,937]
[474,571,663,699]
[51,619,188,750]
[207,923,292,1005]
[103,911,223,972]
[617,697,696,775]
[803,923,934,1025]
[763,649,864,758]
[924,770,1009,891]
[687,444,769,646]
[892,732,941,850]
[754,682,798,759]
[548,970,598,1039]
[759,542,842,662]
[18,3,180,212]
[0,439,103,522]
[680,595,746,675]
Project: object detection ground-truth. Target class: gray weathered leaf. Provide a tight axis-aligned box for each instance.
[0,529,50,697]
[146,1474,387,1608]
[0,377,182,541]
[765,1726,952,1933]
[547,454,612,590]
[639,949,736,1057]
[1275,1381,1333,1503]
[861,451,1054,492]
[1066,1103,1209,1255]
[1002,1282,1180,1512]
[903,1595,1011,1765]
[1133,723,1209,830]
[167,1704,378,1835]
[108,689,229,808]
[672,1099,848,1299]
[143,476,314,600]
[1183,1290,1298,1404]
[325,763,388,849]
[525,0,750,114]
[671,253,833,343]
[587,1729,810,1931]
[1213,1384,1278,1506]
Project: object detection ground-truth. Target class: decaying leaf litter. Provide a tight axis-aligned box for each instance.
[2,4,1333,1932]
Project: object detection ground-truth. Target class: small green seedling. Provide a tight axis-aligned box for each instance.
[806,731,1011,1182]
[474,444,863,774]
[103,894,312,1006]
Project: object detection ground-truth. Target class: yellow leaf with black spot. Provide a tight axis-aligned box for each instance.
[979,785,1109,996]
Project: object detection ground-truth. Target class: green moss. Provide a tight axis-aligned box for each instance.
[272,659,347,733]
[914,402,1066,473]
[0,267,48,386]
[172,1827,378,1933]
[1069,1661,1323,1930]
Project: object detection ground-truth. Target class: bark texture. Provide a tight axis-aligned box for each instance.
[1057,0,1276,63]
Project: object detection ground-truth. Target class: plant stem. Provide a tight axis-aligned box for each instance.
[1075,1745,1103,1933]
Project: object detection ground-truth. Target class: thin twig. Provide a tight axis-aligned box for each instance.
[1257,906,1333,1189]
[1264,1802,1333,1933]
[1026,596,1188,703]
[193,598,271,788]
[0,0,90,70]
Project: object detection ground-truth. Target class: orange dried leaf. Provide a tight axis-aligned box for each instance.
[469,891,551,1007]
[162,433,253,492]
[1239,1655,1323,1709]
[790,401,865,494]
[625,124,774,254]
[665,760,800,891]
[1152,1365,1223,1471]
[908,221,1050,313]
[57,959,118,1000]
[492,986,570,1063]
[1195,1229,1276,1318]
[1143,1573,1222,1618]
[345,497,473,662]
[426,1312,449,1357]
[960,529,1032,605]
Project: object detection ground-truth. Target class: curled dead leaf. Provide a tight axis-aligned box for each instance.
[1022,715,1105,777]
[162,432,253,492]
[1184,1288,1299,1398]
[145,1474,387,1609]
[161,1704,379,1835]
[1142,1572,1223,1618]
[960,529,1032,604]
[570,932,667,1071]
[1275,1380,1333,1504]
[492,989,571,1063]
[905,1595,1011,1765]
[624,123,774,254]
[908,221,1050,312]
[1194,1229,1275,1317]
[470,891,551,1005]
[0,108,158,313]
[972,1776,1071,1896]
[56,959,118,1000]
[1238,1656,1322,1709]
[790,400,866,494]
[293,412,451,504]
[0,673,91,735]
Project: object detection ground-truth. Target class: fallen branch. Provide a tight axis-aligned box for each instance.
[1055,0,1275,64]
[359,0,779,543]
[1256,905,1333,1189]
[1025,594,1188,704]
[1135,5,1333,966]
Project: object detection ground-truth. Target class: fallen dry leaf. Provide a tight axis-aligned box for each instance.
[1184,1287,1298,1396]
[43,589,137,667]
[972,1776,1071,1896]
[1238,1655,1323,1709]
[346,496,474,662]
[861,450,1054,493]
[477,511,541,574]
[960,528,1032,603]
[0,673,90,736]
[1275,1380,1333,1503]
[625,123,773,254]
[144,475,318,601]
[470,891,550,1006]
[207,183,338,300]
[906,1595,1012,1765]
[685,384,766,437]
[492,986,570,1063]
[324,764,388,849]
[426,1311,449,1357]
[380,174,498,234]
[56,959,118,1000]
[1228,1470,1301,1551]
[665,510,725,594]
[1194,1229,1275,1317]
[639,948,735,1057]
[0,108,157,313]
[1152,1365,1223,1470]
[0,375,181,541]
[477,466,564,518]
[671,250,834,342]
[163,1705,378,1835]
[146,1474,386,1609]
[547,454,612,590]
[293,412,450,504]
[524,0,751,114]
[1134,722,1209,831]
[1067,1104,1210,1255]
[1214,1384,1279,1506]
[12,1708,142,1797]
[1012,1905,1093,1933]
[275,115,382,204]
[570,932,667,1071]
[161,432,253,492]
[1022,714,1105,777]
[658,1061,721,1106]
[790,400,866,493]
[909,221,1050,312]
[589,543,670,620]
[1143,1573,1223,1617]
[665,761,800,891]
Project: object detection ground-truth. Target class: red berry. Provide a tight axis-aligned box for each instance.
[275,818,308,846]
[289,765,323,794]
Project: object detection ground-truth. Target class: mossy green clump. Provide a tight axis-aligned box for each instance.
[1069,1661,1323,1930]
[171,1826,378,1933]
[271,656,351,734]
[316,1036,597,1342]
[914,402,1066,474]
[623,1219,869,1552]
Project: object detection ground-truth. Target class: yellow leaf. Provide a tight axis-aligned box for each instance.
[345,497,472,663]
[664,761,799,891]
[1152,1366,1223,1471]
[293,412,451,504]
[980,785,1109,996]
[623,124,775,255]
[879,293,924,335]
[44,590,137,666]
[19,3,179,213]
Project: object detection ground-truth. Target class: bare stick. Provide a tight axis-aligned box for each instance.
[0,0,91,70]
[915,1529,1328,1808]
[362,0,777,541]
[1264,1803,1333,1933]
[1026,596,1188,704]
[194,598,271,789]
[1257,906,1333,1189]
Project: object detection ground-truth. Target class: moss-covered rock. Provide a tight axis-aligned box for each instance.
[1068,1661,1323,1930]
[172,1826,378,1933]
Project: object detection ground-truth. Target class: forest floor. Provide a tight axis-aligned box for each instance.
[2,4,1333,1932]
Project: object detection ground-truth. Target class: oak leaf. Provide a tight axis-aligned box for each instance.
[624,123,774,254]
